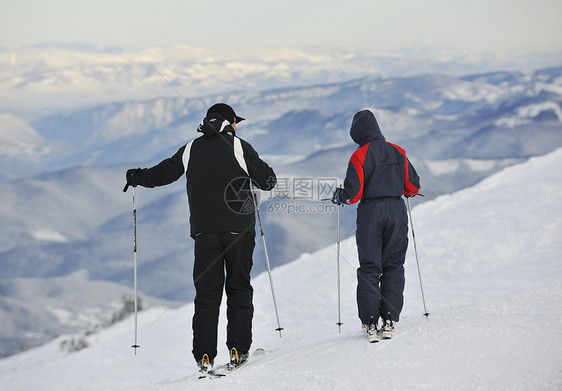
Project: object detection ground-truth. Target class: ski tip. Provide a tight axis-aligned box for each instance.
[253,348,266,356]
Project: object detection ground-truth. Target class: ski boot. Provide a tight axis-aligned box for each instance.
[197,354,213,379]
[379,313,395,339]
[227,347,249,371]
[362,316,379,343]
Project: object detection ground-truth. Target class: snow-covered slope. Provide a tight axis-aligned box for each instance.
[1,148,560,390]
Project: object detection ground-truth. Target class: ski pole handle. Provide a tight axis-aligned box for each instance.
[123,183,130,193]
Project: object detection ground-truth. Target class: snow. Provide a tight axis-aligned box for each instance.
[0,113,46,156]
[3,45,562,118]
[495,100,562,127]
[443,80,504,103]
[424,158,520,176]
[1,149,561,390]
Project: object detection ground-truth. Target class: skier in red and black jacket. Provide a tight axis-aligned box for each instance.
[332,109,420,340]
[126,103,276,372]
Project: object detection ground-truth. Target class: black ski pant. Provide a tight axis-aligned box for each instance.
[355,197,409,325]
[191,232,255,363]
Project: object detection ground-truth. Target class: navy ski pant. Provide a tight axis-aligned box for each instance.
[356,197,409,324]
[191,232,255,363]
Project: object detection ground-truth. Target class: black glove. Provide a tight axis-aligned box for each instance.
[331,189,342,205]
[126,168,141,187]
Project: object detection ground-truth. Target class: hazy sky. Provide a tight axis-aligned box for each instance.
[1,0,561,54]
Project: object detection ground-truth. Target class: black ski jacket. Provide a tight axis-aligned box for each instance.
[339,110,420,204]
[134,113,276,237]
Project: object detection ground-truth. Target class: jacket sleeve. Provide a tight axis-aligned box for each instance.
[340,144,369,204]
[135,145,186,188]
[241,140,276,191]
[404,157,420,196]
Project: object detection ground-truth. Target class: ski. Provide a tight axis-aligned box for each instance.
[207,348,265,378]
[362,314,396,343]
[379,327,394,340]
[197,371,213,380]
[366,329,379,343]
[362,326,396,343]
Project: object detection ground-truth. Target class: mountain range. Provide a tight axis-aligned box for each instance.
[2,44,562,116]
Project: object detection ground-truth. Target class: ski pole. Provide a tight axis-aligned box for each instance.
[336,187,343,333]
[251,182,284,337]
[322,188,344,332]
[406,196,430,318]
[123,184,141,353]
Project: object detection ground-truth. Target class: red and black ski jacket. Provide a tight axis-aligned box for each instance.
[134,113,276,237]
[339,110,420,204]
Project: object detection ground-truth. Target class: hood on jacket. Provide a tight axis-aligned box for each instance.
[350,110,384,146]
[197,112,235,136]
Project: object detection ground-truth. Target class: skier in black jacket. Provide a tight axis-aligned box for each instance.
[126,103,276,373]
[332,109,420,342]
